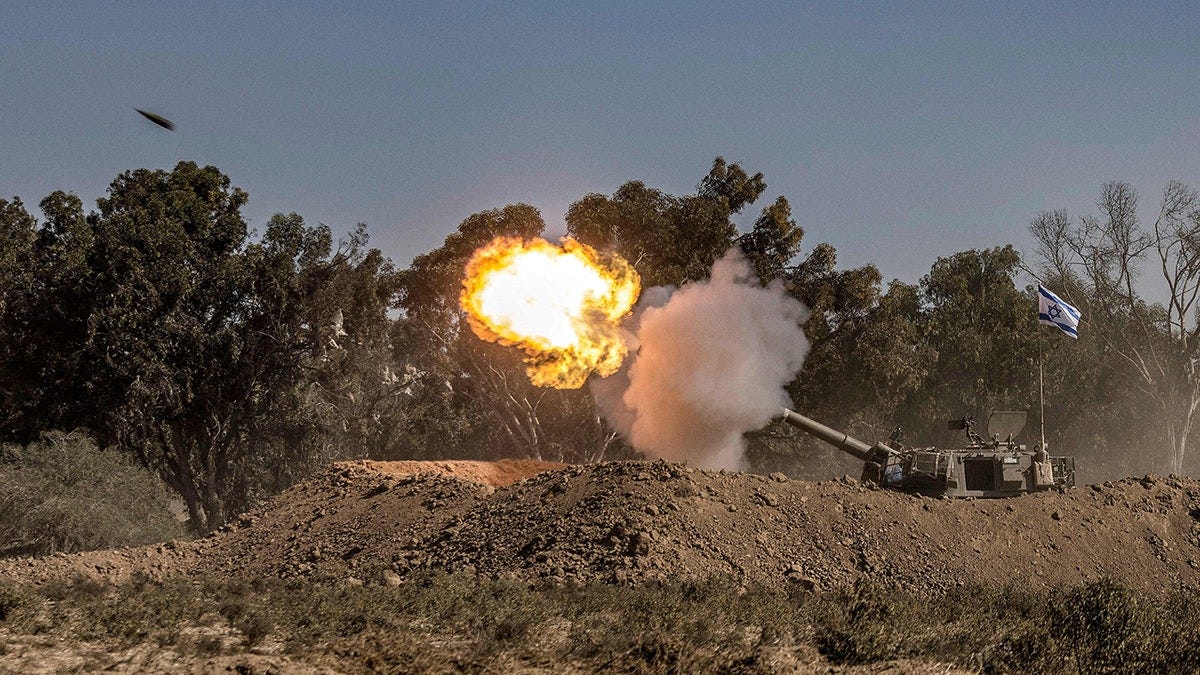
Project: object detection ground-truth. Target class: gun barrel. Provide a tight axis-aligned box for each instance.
[780,408,875,462]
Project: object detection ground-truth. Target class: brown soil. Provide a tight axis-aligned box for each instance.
[4,460,1200,595]
[350,458,566,487]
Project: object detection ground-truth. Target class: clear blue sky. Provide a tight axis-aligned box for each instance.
[3,2,1198,283]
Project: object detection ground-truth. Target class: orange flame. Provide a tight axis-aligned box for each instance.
[461,236,641,389]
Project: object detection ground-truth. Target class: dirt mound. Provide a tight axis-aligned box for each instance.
[195,461,1200,594]
[199,463,493,581]
[0,460,561,587]
[347,458,565,487]
[0,541,200,587]
[7,460,1200,595]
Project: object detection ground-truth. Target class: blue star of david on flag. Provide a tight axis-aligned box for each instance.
[1038,285,1081,338]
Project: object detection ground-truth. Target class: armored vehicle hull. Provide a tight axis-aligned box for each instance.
[780,408,1075,498]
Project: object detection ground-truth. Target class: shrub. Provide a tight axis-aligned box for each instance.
[983,578,1171,673]
[812,579,910,664]
[0,583,26,622]
[1045,578,1148,673]
[0,431,183,556]
[980,620,1061,674]
[1147,588,1200,672]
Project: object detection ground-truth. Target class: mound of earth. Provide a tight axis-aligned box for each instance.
[350,458,566,487]
[6,460,1200,595]
[194,461,1200,594]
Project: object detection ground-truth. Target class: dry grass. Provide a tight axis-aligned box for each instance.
[2,572,1200,672]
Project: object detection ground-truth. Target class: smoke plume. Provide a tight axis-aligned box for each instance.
[592,249,809,469]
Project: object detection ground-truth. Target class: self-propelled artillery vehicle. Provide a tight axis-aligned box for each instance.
[780,408,1075,497]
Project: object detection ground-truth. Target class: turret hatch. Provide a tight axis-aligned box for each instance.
[987,411,1027,441]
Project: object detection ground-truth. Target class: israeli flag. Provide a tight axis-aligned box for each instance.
[1038,285,1081,338]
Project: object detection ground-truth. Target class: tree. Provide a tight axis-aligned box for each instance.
[1032,301,1156,480]
[787,246,898,423]
[739,196,806,283]
[398,204,572,460]
[0,162,396,531]
[399,204,545,336]
[770,246,1047,476]
[762,244,927,477]
[0,197,36,316]
[901,246,1039,444]
[280,218,414,461]
[1030,180,1200,473]
[562,156,917,474]
[566,156,801,288]
[0,193,94,435]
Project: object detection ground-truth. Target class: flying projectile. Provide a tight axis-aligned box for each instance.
[135,109,175,131]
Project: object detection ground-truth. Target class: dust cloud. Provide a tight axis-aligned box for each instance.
[592,249,809,469]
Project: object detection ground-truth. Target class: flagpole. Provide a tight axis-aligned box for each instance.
[1036,283,1080,453]
[1038,326,1046,451]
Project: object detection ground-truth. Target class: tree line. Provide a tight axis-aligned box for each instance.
[1,159,1196,532]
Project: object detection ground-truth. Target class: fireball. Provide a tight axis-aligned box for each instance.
[461,236,640,388]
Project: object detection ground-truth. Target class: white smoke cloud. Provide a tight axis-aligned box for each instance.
[592,249,809,469]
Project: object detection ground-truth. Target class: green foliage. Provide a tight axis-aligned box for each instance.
[0,197,36,316]
[902,245,1038,444]
[781,244,1038,468]
[0,164,401,531]
[398,208,542,458]
[7,159,1197,531]
[567,156,783,288]
[0,432,182,556]
[394,204,558,460]
[398,198,648,463]
[756,249,924,477]
[979,579,1200,673]
[806,578,1200,673]
[740,196,805,282]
